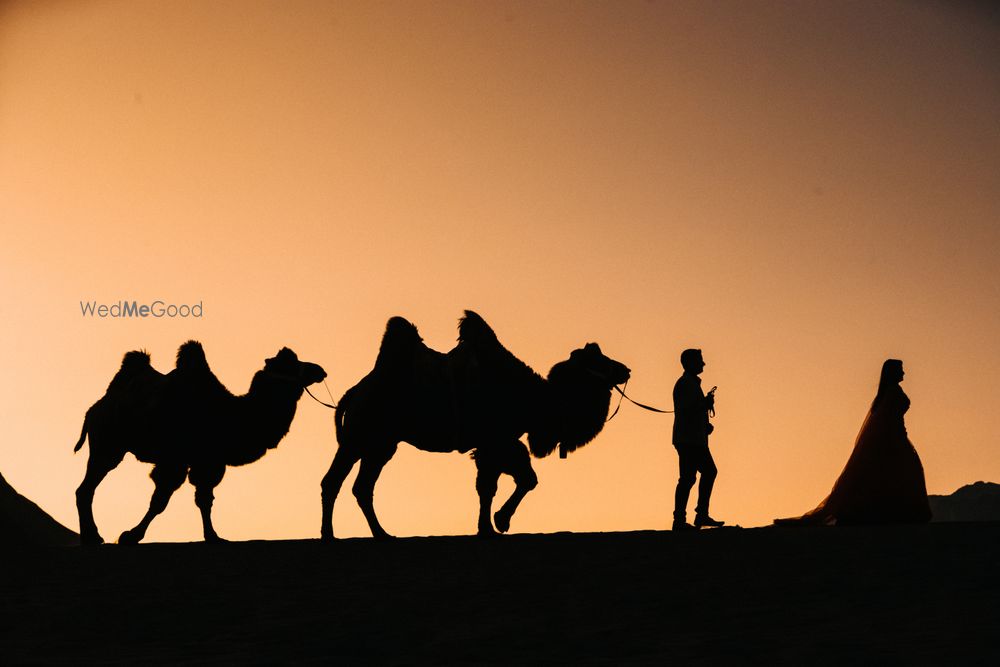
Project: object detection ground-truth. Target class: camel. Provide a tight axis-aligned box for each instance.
[320,311,630,539]
[74,341,326,545]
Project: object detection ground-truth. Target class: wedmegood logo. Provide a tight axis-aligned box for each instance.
[79,300,204,318]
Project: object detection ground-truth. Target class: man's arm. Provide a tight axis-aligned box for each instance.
[673,377,705,416]
[673,376,708,443]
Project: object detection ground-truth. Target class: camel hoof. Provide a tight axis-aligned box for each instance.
[204,534,228,544]
[372,532,395,542]
[117,530,142,545]
[321,532,336,543]
[477,526,500,539]
[494,511,512,534]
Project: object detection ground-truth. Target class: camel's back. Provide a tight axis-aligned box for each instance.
[85,352,167,454]
[338,312,543,454]
[168,338,232,405]
[452,312,545,435]
[103,350,157,394]
[88,344,235,462]
[339,327,474,453]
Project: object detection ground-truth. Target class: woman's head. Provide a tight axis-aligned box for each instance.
[872,359,904,411]
[881,359,904,385]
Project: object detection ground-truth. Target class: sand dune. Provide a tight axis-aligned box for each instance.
[3,525,998,664]
[0,472,77,546]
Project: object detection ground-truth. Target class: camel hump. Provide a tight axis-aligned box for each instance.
[106,349,158,395]
[375,317,424,371]
[458,310,498,346]
[176,340,209,372]
[120,350,151,372]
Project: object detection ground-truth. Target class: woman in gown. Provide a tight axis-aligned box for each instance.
[775,359,932,525]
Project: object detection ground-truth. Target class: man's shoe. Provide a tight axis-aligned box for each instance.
[672,520,697,532]
[694,514,725,528]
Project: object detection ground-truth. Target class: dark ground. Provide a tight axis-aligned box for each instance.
[3,524,999,665]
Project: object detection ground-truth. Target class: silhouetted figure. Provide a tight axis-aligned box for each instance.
[775,359,932,526]
[74,342,326,545]
[320,310,630,539]
[672,348,724,530]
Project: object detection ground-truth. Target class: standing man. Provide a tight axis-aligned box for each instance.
[672,348,724,530]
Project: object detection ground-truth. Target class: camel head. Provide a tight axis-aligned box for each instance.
[263,347,327,388]
[527,343,630,459]
[569,343,631,388]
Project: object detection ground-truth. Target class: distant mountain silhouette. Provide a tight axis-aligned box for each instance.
[0,471,78,546]
[929,481,1000,522]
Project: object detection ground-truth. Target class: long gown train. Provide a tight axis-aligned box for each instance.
[776,386,931,525]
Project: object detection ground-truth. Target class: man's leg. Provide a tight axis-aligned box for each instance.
[673,444,697,529]
[694,446,723,526]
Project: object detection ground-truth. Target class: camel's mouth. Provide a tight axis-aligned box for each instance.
[593,361,630,388]
[265,348,327,387]
[301,362,327,386]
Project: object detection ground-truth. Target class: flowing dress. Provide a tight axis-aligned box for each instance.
[776,386,932,525]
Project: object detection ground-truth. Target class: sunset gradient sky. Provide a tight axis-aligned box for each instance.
[1,1,998,541]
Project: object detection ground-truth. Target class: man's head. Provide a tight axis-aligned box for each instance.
[680,348,705,375]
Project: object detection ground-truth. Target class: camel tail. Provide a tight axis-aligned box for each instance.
[334,401,346,445]
[334,384,356,446]
[73,412,89,452]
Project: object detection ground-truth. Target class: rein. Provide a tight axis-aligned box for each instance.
[304,380,338,410]
[583,366,671,421]
[265,367,337,409]
[606,379,628,422]
[607,382,671,422]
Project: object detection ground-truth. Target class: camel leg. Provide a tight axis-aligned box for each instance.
[493,444,538,534]
[76,452,123,546]
[320,446,361,541]
[118,463,188,545]
[474,455,501,537]
[352,444,396,540]
[189,463,227,543]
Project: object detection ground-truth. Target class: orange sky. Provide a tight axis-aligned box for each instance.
[1,0,998,541]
